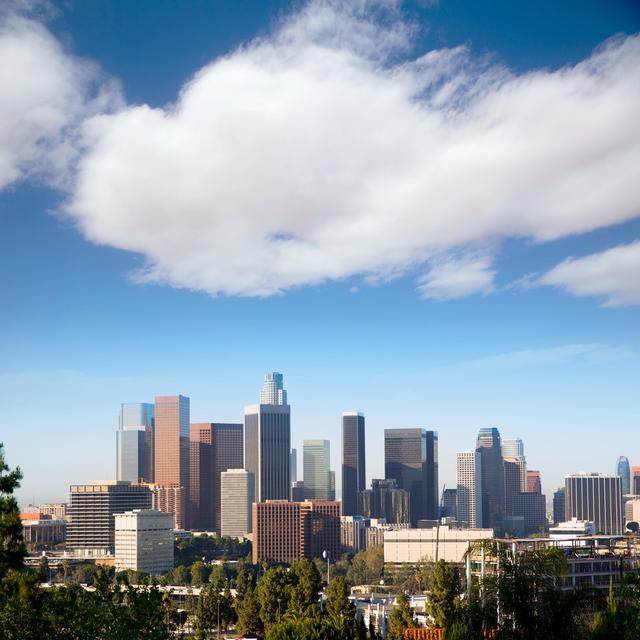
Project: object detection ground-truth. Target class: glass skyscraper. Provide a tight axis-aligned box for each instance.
[116,402,154,483]
[303,439,332,500]
[616,456,631,495]
[342,412,366,516]
[260,372,288,405]
[384,428,439,525]
[476,427,505,530]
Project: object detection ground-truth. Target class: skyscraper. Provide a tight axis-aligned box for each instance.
[527,470,542,494]
[504,457,527,515]
[221,469,254,538]
[342,412,366,517]
[456,451,483,527]
[553,487,566,524]
[633,467,640,495]
[616,456,631,495]
[245,404,291,503]
[260,372,288,405]
[476,427,505,529]
[501,438,525,459]
[303,440,332,500]
[565,473,623,535]
[358,478,410,524]
[116,403,154,483]
[154,395,190,529]
[212,423,244,531]
[384,428,438,525]
[189,423,213,530]
[290,448,297,483]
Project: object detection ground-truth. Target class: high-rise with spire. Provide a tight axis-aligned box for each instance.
[616,456,631,495]
[245,372,291,504]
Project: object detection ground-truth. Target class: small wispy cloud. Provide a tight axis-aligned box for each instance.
[416,253,495,301]
[447,343,639,372]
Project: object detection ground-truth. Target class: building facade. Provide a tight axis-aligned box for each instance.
[212,423,244,531]
[67,481,152,557]
[252,500,340,564]
[384,428,438,526]
[342,412,366,517]
[303,439,332,500]
[527,470,542,494]
[476,427,505,529]
[116,402,155,483]
[359,479,410,524]
[565,474,624,535]
[456,451,483,528]
[221,469,254,538]
[114,509,173,575]
[504,457,527,516]
[151,485,185,531]
[512,492,547,535]
[189,423,213,531]
[616,456,631,495]
[154,395,190,529]
[501,438,525,459]
[245,404,291,503]
[553,487,566,524]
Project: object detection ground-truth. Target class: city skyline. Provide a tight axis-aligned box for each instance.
[1,0,639,507]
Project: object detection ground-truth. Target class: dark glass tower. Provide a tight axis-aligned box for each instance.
[212,423,244,531]
[476,427,505,530]
[384,428,438,525]
[342,412,366,516]
[616,456,631,495]
[244,404,291,502]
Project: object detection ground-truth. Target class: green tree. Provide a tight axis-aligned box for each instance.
[194,581,221,640]
[0,442,25,577]
[236,584,263,637]
[426,560,461,628]
[191,560,207,585]
[256,567,292,629]
[266,617,354,640]
[386,593,417,640]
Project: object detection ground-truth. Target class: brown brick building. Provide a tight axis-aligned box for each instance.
[252,500,340,564]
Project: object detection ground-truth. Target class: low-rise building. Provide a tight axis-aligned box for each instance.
[114,509,174,575]
[20,512,66,548]
[549,518,595,540]
[384,525,494,565]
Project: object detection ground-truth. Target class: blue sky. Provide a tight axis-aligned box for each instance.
[0,0,639,506]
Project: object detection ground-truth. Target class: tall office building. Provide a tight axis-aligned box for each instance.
[633,467,640,495]
[260,372,287,405]
[512,492,547,535]
[67,481,152,557]
[342,412,366,517]
[504,457,527,516]
[189,423,213,530]
[303,440,332,500]
[527,470,542,494]
[616,456,631,495]
[116,403,154,483]
[476,427,505,529]
[565,473,624,535]
[154,395,190,529]
[290,449,297,483]
[456,451,483,528]
[245,404,291,503]
[359,478,410,524]
[212,423,244,531]
[384,428,438,525]
[501,438,525,459]
[553,487,566,524]
[221,469,254,538]
[442,488,457,520]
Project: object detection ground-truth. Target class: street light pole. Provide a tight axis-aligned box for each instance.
[322,549,330,585]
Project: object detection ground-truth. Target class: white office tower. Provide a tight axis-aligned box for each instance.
[260,372,288,405]
[565,473,623,534]
[114,509,173,575]
[221,469,254,538]
[501,438,525,459]
[304,440,332,500]
[456,451,483,527]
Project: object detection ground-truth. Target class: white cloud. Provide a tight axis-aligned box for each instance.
[540,240,640,307]
[0,9,121,190]
[2,1,640,299]
[449,343,638,371]
[416,253,495,300]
